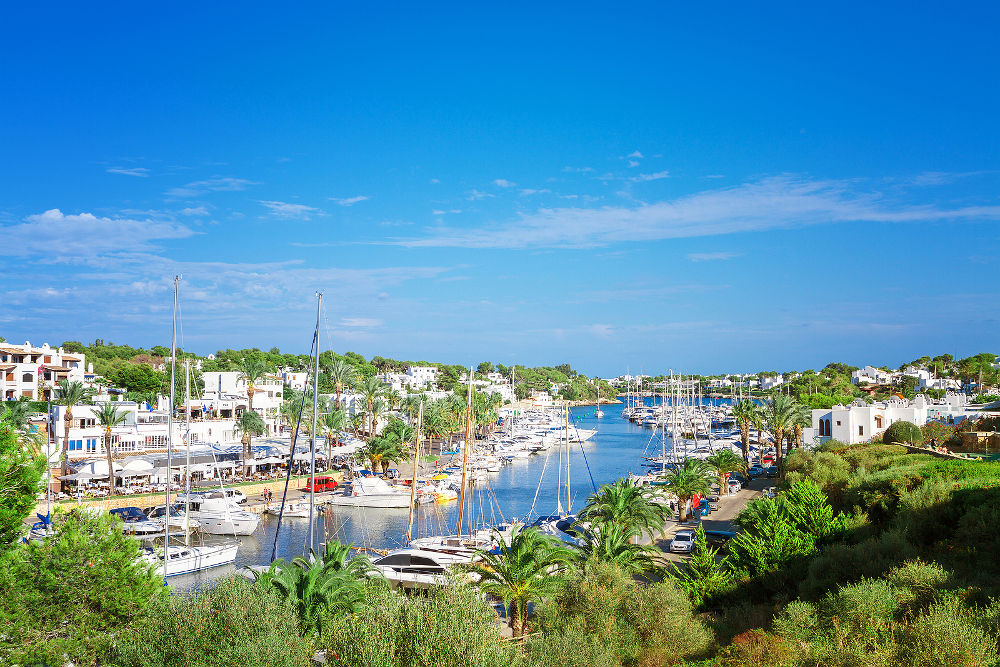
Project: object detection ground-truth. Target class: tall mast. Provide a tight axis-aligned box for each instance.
[405,400,422,542]
[456,367,473,538]
[184,360,191,546]
[564,401,571,513]
[164,275,178,579]
[308,292,322,552]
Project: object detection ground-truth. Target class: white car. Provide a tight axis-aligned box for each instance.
[669,530,695,554]
[727,480,742,494]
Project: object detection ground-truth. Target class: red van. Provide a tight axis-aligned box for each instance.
[305,476,339,492]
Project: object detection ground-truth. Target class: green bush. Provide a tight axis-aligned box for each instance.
[319,581,522,667]
[882,421,923,446]
[885,560,951,615]
[532,559,712,665]
[112,576,313,667]
[895,600,998,666]
[799,530,916,599]
[822,578,900,633]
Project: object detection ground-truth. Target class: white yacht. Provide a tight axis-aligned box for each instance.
[324,476,412,508]
[109,507,163,536]
[143,542,239,577]
[265,500,311,518]
[370,548,467,589]
[179,491,261,535]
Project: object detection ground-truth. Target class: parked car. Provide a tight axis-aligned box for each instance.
[748,465,765,478]
[697,499,711,516]
[765,465,779,478]
[304,475,339,492]
[703,529,739,546]
[761,454,775,467]
[669,530,695,553]
[727,480,742,494]
[729,472,747,484]
[707,495,720,510]
[763,487,777,499]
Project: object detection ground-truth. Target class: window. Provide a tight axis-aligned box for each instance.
[875,416,883,429]
[836,421,841,426]
[86,439,97,453]
[22,373,32,382]
[858,426,864,437]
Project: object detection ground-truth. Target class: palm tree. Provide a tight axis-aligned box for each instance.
[355,375,386,436]
[731,399,759,464]
[253,540,372,636]
[578,478,669,540]
[577,521,661,577]
[470,527,575,637]
[1,397,44,455]
[237,409,266,475]
[704,449,747,492]
[94,403,128,495]
[327,359,356,408]
[760,394,798,468]
[369,396,388,435]
[54,380,93,481]
[320,405,347,463]
[662,458,714,522]
[421,403,447,455]
[790,402,811,449]
[236,357,270,414]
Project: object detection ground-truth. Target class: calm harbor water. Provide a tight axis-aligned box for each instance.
[170,398,730,590]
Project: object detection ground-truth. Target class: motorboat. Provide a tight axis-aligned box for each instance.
[180,492,261,535]
[324,476,412,508]
[143,542,239,577]
[145,503,201,532]
[265,500,311,518]
[109,507,163,536]
[371,548,473,589]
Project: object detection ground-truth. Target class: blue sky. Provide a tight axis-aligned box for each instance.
[1,2,998,376]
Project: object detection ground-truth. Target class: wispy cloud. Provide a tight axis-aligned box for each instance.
[180,206,209,216]
[330,195,369,206]
[626,150,643,159]
[340,317,382,328]
[562,166,593,173]
[493,179,516,188]
[466,189,495,200]
[519,188,552,196]
[631,171,670,182]
[432,209,463,215]
[259,201,322,219]
[166,177,257,198]
[107,167,150,177]
[0,209,196,259]
[688,251,740,262]
[390,176,1000,249]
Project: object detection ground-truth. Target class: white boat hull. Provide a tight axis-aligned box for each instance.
[326,493,412,508]
[147,543,239,577]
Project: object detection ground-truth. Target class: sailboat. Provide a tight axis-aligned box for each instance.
[595,383,604,419]
[143,278,240,578]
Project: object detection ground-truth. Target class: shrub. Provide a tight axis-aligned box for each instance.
[799,530,916,599]
[533,560,713,665]
[772,600,821,645]
[112,576,313,667]
[319,581,522,667]
[524,617,618,667]
[822,578,900,633]
[895,600,998,667]
[885,560,951,615]
[882,421,923,446]
[712,630,794,667]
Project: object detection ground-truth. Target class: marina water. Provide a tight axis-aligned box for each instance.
[170,398,728,590]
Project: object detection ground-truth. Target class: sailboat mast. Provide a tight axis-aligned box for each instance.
[564,402,571,513]
[457,367,473,538]
[308,292,321,552]
[184,360,191,546]
[164,275,178,579]
[405,400,422,542]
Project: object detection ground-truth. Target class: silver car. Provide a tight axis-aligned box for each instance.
[669,530,695,553]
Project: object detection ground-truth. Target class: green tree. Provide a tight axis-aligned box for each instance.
[327,358,356,407]
[0,426,45,553]
[0,509,165,665]
[760,394,800,468]
[883,420,923,446]
[252,540,372,636]
[577,522,661,577]
[662,458,714,522]
[732,399,759,463]
[238,409,266,474]
[108,363,165,394]
[95,402,128,495]
[54,379,94,480]
[236,357,271,413]
[470,527,576,637]
[704,449,748,492]
[320,404,347,463]
[578,478,669,539]
[668,523,730,605]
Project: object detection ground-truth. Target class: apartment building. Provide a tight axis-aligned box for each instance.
[0,341,86,401]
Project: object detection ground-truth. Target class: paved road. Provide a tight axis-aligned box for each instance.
[648,476,774,564]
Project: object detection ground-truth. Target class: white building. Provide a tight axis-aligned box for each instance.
[707,378,733,389]
[281,370,308,391]
[483,384,515,403]
[200,371,283,433]
[851,365,896,386]
[406,366,439,388]
[485,372,509,385]
[759,374,784,391]
[808,394,979,445]
[0,341,86,401]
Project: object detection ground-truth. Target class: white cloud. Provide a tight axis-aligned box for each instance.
[166,177,257,198]
[0,209,197,259]
[493,179,516,188]
[330,195,369,206]
[107,167,150,177]
[562,166,594,173]
[259,201,322,219]
[519,189,552,196]
[430,178,440,184]
[391,176,1000,249]
[627,160,640,168]
[340,317,382,328]
[432,209,463,215]
[688,252,740,262]
[632,171,670,182]
[466,189,495,200]
[180,206,209,216]
[626,150,644,159]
